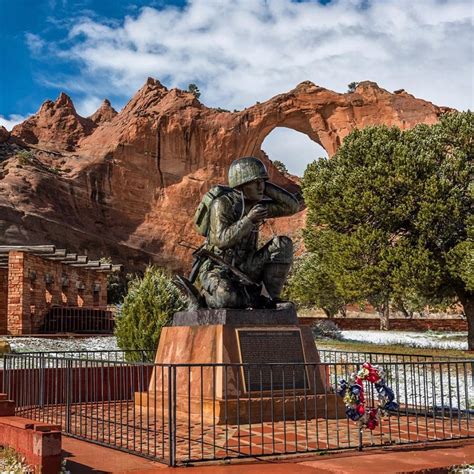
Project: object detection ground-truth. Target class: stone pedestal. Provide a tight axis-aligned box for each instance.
[135,306,344,423]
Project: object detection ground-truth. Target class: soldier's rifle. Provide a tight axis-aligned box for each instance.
[178,241,259,287]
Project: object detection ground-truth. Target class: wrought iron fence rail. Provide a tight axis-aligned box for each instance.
[3,352,473,466]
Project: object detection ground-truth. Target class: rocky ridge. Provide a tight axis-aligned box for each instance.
[0,79,450,271]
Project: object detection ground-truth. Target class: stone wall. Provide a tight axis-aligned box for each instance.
[0,269,7,333]
[0,393,61,474]
[6,251,108,334]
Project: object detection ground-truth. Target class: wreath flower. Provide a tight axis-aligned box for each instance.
[337,362,399,430]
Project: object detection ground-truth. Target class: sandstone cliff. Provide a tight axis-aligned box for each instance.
[0,79,449,271]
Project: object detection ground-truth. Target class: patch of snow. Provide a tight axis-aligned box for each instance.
[340,330,468,350]
[6,336,119,354]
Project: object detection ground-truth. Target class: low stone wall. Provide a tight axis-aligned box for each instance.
[0,365,154,405]
[298,317,468,331]
[0,394,61,473]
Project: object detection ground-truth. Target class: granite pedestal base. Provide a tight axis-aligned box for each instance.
[135,306,344,423]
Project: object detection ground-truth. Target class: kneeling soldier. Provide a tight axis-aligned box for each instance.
[196,156,300,308]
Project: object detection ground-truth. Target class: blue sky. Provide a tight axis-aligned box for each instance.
[1,0,185,121]
[1,0,473,175]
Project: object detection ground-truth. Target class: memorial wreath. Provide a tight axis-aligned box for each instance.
[337,362,399,430]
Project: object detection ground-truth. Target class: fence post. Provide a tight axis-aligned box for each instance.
[65,359,72,433]
[168,365,177,466]
[2,355,9,397]
[39,353,45,408]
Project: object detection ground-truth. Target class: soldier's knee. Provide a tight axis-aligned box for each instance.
[274,235,293,251]
[209,280,241,308]
[270,236,293,263]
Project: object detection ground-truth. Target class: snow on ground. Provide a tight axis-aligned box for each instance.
[5,336,119,353]
[1,331,468,353]
[340,330,468,350]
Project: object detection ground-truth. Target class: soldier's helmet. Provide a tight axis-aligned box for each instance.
[228,156,269,188]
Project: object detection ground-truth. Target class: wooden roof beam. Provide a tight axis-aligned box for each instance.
[70,260,102,268]
[0,245,56,255]
[46,253,78,262]
[40,249,67,258]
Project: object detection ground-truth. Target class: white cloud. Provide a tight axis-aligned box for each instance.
[0,114,28,131]
[262,127,328,176]
[25,33,45,54]
[30,0,474,114]
[75,96,103,117]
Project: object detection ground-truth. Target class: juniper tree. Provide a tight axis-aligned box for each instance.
[115,266,188,361]
[188,83,201,99]
[298,112,473,345]
[273,160,289,175]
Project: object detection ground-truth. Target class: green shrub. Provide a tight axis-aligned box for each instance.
[273,160,288,174]
[311,320,343,340]
[0,446,34,473]
[16,150,34,166]
[188,83,201,99]
[115,266,188,361]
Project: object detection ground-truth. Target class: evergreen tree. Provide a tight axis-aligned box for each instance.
[347,82,359,93]
[273,160,288,174]
[285,252,346,317]
[188,83,201,99]
[298,112,473,344]
[115,266,188,361]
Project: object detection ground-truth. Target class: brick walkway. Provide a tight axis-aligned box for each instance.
[18,401,473,465]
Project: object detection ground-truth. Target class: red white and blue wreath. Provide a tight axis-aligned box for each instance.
[337,362,399,430]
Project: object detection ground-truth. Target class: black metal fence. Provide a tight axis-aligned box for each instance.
[39,306,115,333]
[3,351,473,466]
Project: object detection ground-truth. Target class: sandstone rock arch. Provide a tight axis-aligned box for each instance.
[0,79,448,271]
[260,126,328,177]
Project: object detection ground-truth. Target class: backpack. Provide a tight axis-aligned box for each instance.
[194,185,234,237]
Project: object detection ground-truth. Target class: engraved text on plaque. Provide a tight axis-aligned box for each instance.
[237,329,308,391]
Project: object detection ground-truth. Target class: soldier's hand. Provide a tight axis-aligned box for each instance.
[247,204,268,223]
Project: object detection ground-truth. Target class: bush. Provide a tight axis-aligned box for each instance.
[16,150,34,166]
[115,266,188,361]
[188,83,201,99]
[347,81,359,92]
[273,160,288,174]
[311,320,343,340]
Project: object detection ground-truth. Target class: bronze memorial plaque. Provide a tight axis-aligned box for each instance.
[237,329,308,392]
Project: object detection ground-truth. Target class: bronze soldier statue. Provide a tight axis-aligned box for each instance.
[190,156,299,309]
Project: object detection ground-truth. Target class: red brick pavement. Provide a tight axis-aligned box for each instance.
[17,400,473,465]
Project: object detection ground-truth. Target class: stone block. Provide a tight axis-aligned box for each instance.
[173,304,298,327]
[142,307,337,424]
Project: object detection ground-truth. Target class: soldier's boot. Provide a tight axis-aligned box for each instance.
[263,263,291,301]
[173,275,206,308]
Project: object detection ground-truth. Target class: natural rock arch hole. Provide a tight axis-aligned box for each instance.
[261,127,328,177]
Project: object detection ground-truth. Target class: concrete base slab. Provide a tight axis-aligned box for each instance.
[135,391,345,424]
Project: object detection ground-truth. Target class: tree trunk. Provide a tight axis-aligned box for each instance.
[323,308,333,319]
[378,302,390,331]
[399,302,413,319]
[458,290,474,351]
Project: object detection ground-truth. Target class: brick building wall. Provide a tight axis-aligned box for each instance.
[6,251,108,335]
[0,269,8,334]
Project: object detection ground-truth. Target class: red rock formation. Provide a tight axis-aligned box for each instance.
[1,79,449,271]
[89,99,118,125]
[0,126,9,144]
[11,92,96,151]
